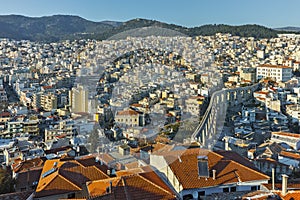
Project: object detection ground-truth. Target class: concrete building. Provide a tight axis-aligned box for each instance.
[185,96,204,116]
[256,64,292,82]
[271,132,300,150]
[41,93,57,111]
[240,67,256,83]
[115,109,141,127]
[69,85,88,113]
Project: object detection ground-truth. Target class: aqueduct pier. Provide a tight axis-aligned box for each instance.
[191,83,261,149]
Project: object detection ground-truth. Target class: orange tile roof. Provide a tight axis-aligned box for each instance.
[254,91,269,95]
[95,153,115,165]
[116,165,152,177]
[12,157,45,173]
[124,161,139,169]
[272,132,300,138]
[0,112,10,117]
[130,103,143,107]
[87,167,176,200]
[278,191,300,200]
[35,156,109,198]
[162,149,269,189]
[280,151,300,160]
[117,109,139,116]
[42,85,53,90]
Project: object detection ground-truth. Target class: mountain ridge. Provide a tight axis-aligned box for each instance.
[0,14,281,42]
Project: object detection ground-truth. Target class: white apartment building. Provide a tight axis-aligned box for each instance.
[256,64,292,82]
[69,84,88,113]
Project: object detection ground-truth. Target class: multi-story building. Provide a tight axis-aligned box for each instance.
[41,93,57,111]
[239,67,257,83]
[6,116,39,136]
[32,92,42,110]
[271,132,300,150]
[256,64,292,82]
[23,117,39,136]
[115,109,142,127]
[69,85,88,113]
[185,96,204,116]
[44,119,76,142]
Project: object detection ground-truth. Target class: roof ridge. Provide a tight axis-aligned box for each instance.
[138,172,174,196]
[91,165,110,178]
[74,159,87,168]
[36,170,59,192]
[58,174,82,190]
[121,177,131,200]
[228,159,269,180]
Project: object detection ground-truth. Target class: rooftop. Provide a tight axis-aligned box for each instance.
[157,148,269,189]
[35,156,109,198]
[86,166,176,200]
[258,64,292,69]
[117,109,140,116]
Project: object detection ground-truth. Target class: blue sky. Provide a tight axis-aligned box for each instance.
[0,0,299,28]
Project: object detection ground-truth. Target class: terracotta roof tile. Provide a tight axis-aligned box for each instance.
[162,149,269,189]
[275,190,300,200]
[12,157,45,173]
[35,156,109,198]
[87,168,176,200]
[272,131,300,138]
[117,109,140,116]
[280,151,300,160]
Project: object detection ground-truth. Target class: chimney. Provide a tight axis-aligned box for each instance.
[224,137,229,151]
[109,180,112,193]
[212,169,216,180]
[282,174,288,196]
[272,168,275,191]
[106,181,113,194]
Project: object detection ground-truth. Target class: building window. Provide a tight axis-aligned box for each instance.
[198,191,205,196]
[251,186,257,191]
[67,193,75,198]
[230,186,237,192]
[223,187,229,193]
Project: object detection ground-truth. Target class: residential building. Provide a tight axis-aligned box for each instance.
[185,96,204,116]
[41,93,57,111]
[69,84,88,113]
[86,166,177,200]
[34,156,109,199]
[150,148,269,199]
[115,109,143,127]
[271,132,300,150]
[256,64,292,82]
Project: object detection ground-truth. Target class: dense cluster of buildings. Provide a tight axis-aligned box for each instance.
[0,32,300,199]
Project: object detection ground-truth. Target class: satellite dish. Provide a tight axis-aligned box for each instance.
[192,191,198,199]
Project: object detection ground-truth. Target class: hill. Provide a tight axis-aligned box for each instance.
[0,15,281,42]
[0,14,114,42]
[274,27,300,32]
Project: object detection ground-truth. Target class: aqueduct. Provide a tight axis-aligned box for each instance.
[191,83,261,149]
